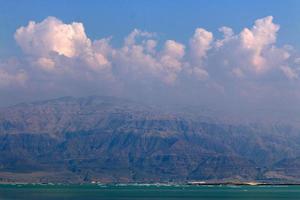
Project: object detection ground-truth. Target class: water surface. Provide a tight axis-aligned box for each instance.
[0,184,299,200]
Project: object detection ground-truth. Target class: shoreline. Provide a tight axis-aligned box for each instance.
[1,182,300,187]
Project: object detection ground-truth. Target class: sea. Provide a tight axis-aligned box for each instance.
[0,184,299,200]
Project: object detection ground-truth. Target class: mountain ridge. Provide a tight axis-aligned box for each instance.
[0,96,300,183]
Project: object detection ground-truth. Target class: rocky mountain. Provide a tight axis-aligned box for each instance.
[0,96,300,183]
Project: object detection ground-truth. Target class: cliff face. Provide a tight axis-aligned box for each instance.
[0,96,300,183]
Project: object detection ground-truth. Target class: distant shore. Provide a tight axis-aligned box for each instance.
[1,181,300,186]
[186,181,300,186]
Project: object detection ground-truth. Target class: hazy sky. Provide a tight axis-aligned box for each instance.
[1,0,300,118]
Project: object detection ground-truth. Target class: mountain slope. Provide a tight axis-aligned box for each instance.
[0,96,300,183]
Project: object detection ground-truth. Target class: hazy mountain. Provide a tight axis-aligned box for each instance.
[0,96,300,183]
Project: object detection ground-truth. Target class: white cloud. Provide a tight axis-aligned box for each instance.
[216,26,234,48]
[219,26,234,38]
[231,68,244,78]
[192,67,209,80]
[280,65,298,80]
[124,29,155,46]
[187,28,213,80]
[0,59,28,87]
[210,16,290,81]
[0,69,27,87]
[33,57,56,71]
[110,29,186,84]
[163,40,185,58]
[15,16,90,58]
[13,16,292,86]
[144,39,157,54]
[189,28,213,63]
[15,16,111,73]
[239,16,281,73]
[159,40,185,83]
[2,15,299,109]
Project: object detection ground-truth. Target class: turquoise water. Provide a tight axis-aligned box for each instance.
[0,184,299,200]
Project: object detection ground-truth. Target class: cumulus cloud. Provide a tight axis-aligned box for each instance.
[0,60,27,87]
[280,65,298,80]
[239,16,281,73]
[13,15,294,85]
[111,29,186,84]
[15,16,90,58]
[209,16,291,81]
[159,40,185,83]
[15,16,111,73]
[0,69,27,87]
[33,57,56,71]
[189,28,213,61]
[187,28,213,80]
[215,26,234,48]
[124,29,155,46]
[0,15,299,113]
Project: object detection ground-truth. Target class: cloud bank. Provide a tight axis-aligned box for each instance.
[1,16,300,117]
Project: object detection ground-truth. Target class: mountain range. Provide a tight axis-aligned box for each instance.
[0,96,300,183]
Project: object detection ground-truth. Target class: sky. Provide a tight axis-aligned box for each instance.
[1,0,300,119]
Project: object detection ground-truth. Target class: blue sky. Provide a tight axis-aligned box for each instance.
[1,0,300,57]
